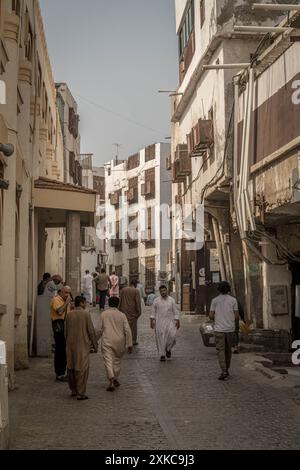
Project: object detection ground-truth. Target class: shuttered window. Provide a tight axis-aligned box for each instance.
[129,257,139,283]
[145,256,156,292]
[145,144,156,162]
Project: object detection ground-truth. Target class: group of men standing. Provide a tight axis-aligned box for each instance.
[47,264,181,399]
[82,268,120,309]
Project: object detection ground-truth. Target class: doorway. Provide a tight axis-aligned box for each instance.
[290,261,300,340]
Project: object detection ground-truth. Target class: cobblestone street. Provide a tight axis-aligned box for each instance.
[9,308,300,450]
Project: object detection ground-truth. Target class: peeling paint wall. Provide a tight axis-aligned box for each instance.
[216,0,286,28]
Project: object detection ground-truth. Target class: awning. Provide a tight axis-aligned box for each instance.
[32,177,97,227]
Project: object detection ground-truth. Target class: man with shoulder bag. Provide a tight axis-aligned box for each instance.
[50,285,73,381]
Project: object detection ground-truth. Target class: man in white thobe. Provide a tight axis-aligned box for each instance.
[151,285,180,362]
[82,270,93,305]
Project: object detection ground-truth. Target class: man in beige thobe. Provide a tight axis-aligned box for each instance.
[98,297,133,392]
[65,296,98,400]
[119,279,142,345]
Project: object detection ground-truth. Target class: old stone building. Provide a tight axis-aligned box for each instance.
[233,7,300,348]
[105,143,172,293]
[171,0,285,314]
[0,0,96,447]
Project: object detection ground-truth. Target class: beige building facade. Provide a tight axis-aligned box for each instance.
[171,0,284,314]
[0,0,95,447]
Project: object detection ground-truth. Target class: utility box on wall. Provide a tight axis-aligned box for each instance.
[270,285,289,315]
[0,341,9,449]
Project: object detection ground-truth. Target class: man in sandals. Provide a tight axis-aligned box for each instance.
[98,297,133,392]
[209,281,239,381]
[151,285,180,362]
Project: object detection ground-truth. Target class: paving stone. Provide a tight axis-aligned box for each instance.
[8,307,300,450]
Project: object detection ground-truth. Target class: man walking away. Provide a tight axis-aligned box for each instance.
[151,285,180,362]
[97,268,111,311]
[209,281,239,381]
[50,286,72,381]
[65,296,98,400]
[98,297,133,392]
[82,270,93,305]
[119,279,142,346]
[137,280,146,306]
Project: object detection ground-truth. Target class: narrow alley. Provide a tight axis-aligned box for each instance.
[9,309,300,450]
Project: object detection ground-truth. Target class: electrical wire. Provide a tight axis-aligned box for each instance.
[75,93,169,137]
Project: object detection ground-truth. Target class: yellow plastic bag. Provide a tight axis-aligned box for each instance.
[240,321,251,335]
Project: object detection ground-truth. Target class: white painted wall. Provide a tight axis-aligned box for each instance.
[105,144,171,289]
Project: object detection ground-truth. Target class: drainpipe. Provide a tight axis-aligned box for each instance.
[233,76,244,238]
[243,68,256,232]
[212,217,226,281]
[237,81,248,234]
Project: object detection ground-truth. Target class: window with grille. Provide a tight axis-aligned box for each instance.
[69,152,75,178]
[128,153,140,171]
[145,207,155,249]
[145,256,156,292]
[144,168,156,199]
[129,257,139,282]
[128,176,138,204]
[179,0,194,56]
[115,265,123,277]
[145,144,156,162]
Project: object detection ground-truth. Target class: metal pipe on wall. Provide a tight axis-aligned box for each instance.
[212,217,226,282]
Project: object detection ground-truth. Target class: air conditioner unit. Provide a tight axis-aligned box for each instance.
[158,271,168,281]
[187,130,194,156]
[180,60,185,73]
[193,119,214,149]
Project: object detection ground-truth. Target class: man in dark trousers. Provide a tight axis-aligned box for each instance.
[97,268,111,311]
[119,279,142,346]
[209,281,239,381]
[50,286,72,381]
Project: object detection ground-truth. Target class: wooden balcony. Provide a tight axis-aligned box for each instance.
[188,119,214,157]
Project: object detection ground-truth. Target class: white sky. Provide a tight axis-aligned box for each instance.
[40,0,179,165]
